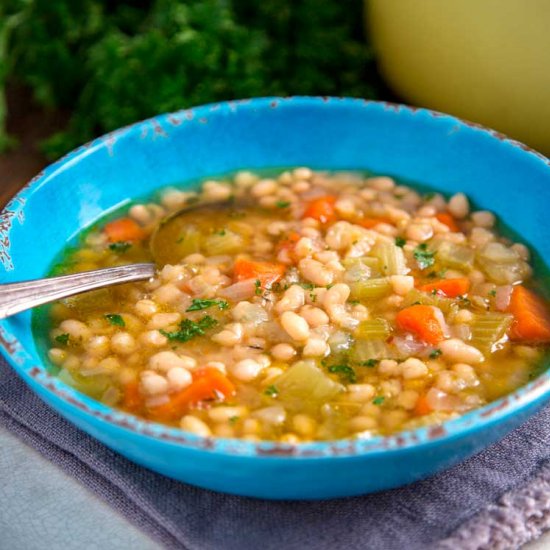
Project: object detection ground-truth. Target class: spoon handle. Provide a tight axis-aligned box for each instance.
[0,263,156,320]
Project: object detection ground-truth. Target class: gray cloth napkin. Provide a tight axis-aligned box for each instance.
[1,356,549,550]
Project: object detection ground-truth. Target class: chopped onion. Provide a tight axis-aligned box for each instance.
[495,285,513,311]
[231,301,269,325]
[253,406,286,425]
[392,335,428,357]
[218,279,257,301]
[145,395,170,408]
[425,388,462,411]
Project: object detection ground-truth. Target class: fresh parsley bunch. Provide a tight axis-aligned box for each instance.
[0,0,380,159]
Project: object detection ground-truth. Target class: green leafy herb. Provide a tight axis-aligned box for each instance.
[395,236,406,248]
[216,229,226,236]
[488,289,497,297]
[359,359,378,368]
[328,364,357,383]
[431,289,438,296]
[310,292,317,303]
[160,316,218,342]
[55,333,70,345]
[372,396,385,405]
[276,200,291,208]
[458,295,471,306]
[264,385,279,397]
[186,298,229,312]
[254,279,262,296]
[429,349,442,359]
[108,241,132,253]
[105,314,125,327]
[229,416,240,424]
[348,299,360,305]
[298,282,315,290]
[413,243,436,270]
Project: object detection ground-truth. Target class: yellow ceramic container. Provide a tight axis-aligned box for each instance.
[367,0,550,155]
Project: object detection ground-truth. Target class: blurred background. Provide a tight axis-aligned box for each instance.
[1,0,549,206]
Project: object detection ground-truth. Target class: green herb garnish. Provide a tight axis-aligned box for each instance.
[488,289,497,297]
[254,279,262,295]
[395,236,406,248]
[429,349,442,359]
[276,200,291,208]
[372,396,385,405]
[229,416,240,424]
[298,282,316,290]
[216,229,226,236]
[328,364,357,383]
[186,298,229,312]
[108,241,132,253]
[359,359,378,368]
[264,385,279,397]
[105,314,125,327]
[160,315,218,342]
[413,243,436,270]
[55,333,70,345]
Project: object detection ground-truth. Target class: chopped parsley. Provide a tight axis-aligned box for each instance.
[328,364,357,383]
[105,314,125,327]
[276,200,291,208]
[429,349,442,359]
[458,295,471,306]
[488,289,497,297]
[264,385,279,397]
[413,243,436,270]
[229,416,240,425]
[359,359,378,368]
[160,315,218,342]
[108,241,132,253]
[254,279,262,295]
[372,396,385,405]
[395,236,406,248]
[431,289,438,296]
[55,333,70,345]
[298,282,316,290]
[310,292,317,303]
[216,229,226,236]
[186,298,229,312]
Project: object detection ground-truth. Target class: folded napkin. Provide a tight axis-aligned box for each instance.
[1,355,549,550]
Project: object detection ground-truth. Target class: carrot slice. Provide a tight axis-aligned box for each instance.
[419,277,471,298]
[414,393,432,416]
[302,195,337,223]
[358,216,394,229]
[435,212,460,232]
[121,381,144,413]
[508,285,550,343]
[233,258,286,288]
[148,368,235,422]
[396,304,445,345]
[104,217,145,242]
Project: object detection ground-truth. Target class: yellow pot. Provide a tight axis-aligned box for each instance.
[367,0,550,155]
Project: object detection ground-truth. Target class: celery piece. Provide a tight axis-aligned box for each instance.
[437,241,474,271]
[470,312,513,353]
[204,230,244,255]
[355,318,391,340]
[476,243,531,284]
[349,277,391,300]
[371,241,408,275]
[58,368,110,399]
[402,288,456,313]
[351,339,390,362]
[342,257,382,280]
[274,360,344,413]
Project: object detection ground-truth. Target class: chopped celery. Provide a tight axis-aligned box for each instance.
[203,230,244,255]
[437,241,474,271]
[349,278,391,300]
[274,360,344,412]
[342,257,381,280]
[402,288,456,313]
[58,368,111,399]
[477,243,531,284]
[470,312,513,353]
[351,339,390,362]
[355,318,391,340]
[371,241,408,275]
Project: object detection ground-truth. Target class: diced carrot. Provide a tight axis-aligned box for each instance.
[302,195,337,224]
[396,304,445,345]
[233,258,286,288]
[121,381,144,413]
[508,285,550,343]
[104,217,145,242]
[435,212,460,232]
[148,368,236,422]
[419,277,471,298]
[358,216,394,229]
[414,393,433,416]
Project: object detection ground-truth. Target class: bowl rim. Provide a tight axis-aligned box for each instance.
[1,95,550,459]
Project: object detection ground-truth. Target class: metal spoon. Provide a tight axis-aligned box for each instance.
[0,201,245,320]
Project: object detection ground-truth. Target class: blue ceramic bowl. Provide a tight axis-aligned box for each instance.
[1,97,549,500]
